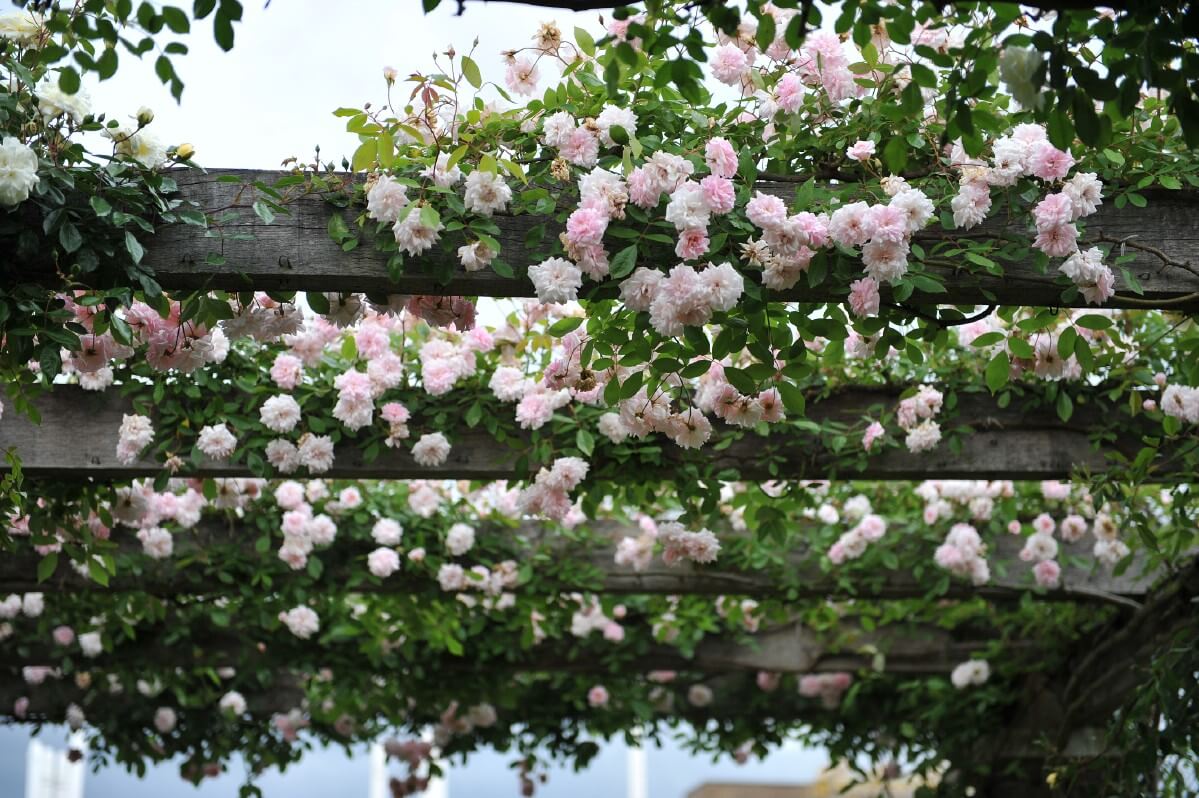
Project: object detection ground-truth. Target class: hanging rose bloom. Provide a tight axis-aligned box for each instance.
[412,432,451,467]
[846,140,876,162]
[367,547,400,578]
[196,424,238,460]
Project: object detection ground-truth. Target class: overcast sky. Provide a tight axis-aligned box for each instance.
[84,0,598,168]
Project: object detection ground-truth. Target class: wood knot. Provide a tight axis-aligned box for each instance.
[278,256,293,270]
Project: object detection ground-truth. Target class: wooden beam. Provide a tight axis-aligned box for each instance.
[0,385,1153,480]
[1063,559,1199,723]
[0,620,1004,677]
[137,170,1199,310]
[0,520,1157,603]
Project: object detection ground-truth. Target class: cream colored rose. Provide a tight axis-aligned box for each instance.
[0,11,43,43]
[0,138,39,206]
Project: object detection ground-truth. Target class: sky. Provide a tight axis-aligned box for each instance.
[2,722,830,797]
[83,0,600,168]
[1,1,835,795]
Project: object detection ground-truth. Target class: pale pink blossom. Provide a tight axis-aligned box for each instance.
[271,354,304,389]
[463,170,511,216]
[1033,559,1061,588]
[412,433,451,467]
[711,44,749,85]
[699,175,735,215]
[828,202,877,248]
[368,547,401,578]
[504,56,540,96]
[528,257,583,304]
[260,395,301,433]
[197,425,237,460]
[278,606,320,639]
[1033,223,1079,257]
[587,685,610,708]
[1058,514,1087,542]
[675,227,710,260]
[1033,193,1074,230]
[846,140,876,161]
[559,126,599,168]
[704,137,738,178]
[863,421,885,451]
[366,175,409,223]
[566,206,608,246]
[775,73,804,113]
[746,192,787,230]
[1028,141,1075,181]
[848,277,880,318]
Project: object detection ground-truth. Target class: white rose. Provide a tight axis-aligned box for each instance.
[0,11,42,43]
[0,138,39,206]
[36,78,91,123]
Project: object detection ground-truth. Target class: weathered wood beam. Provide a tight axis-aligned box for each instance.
[0,385,1156,480]
[0,621,1007,677]
[0,520,1157,603]
[1063,558,1199,724]
[137,170,1199,310]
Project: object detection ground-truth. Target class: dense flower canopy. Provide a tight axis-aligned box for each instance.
[0,1,1198,797]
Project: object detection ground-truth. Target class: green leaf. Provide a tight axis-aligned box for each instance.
[328,212,351,244]
[969,332,1004,348]
[89,196,113,217]
[351,139,377,171]
[252,200,275,225]
[619,370,643,399]
[548,317,584,337]
[419,205,441,230]
[776,381,806,416]
[212,4,237,51]
[723,367,756,395]
[58,67,81,95]
[307,291,331,315]
[576,428,595,457]
[125,231,145,264]
[109,314,134,346]
[609,244,638,279]
[1056,390,1074,422]
[1058,325,1078,358]
[1007,336,1034,359]
[603,376,621,406]
[755,12,776,52]
[909,63,937,88]
[162,6,190,32]
[985,352,1010,393]
[59,222,83,253]
[37,553,58,583]
[461,56,482,89]
[882,137,907,174]
[464,402,482,427]
[1074,314,1112,330]
[87,557,110,587]
[575,27,595,57]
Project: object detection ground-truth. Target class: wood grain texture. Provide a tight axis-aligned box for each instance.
[0,385,1149,480]
[0,520,1157,603]
[136,169,1199,309]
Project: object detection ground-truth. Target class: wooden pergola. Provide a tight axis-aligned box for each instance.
[2,170,1197,797]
